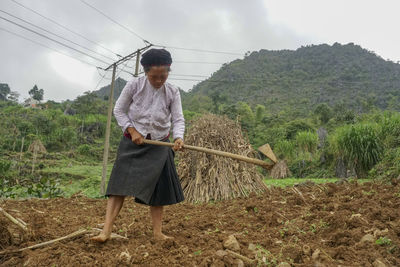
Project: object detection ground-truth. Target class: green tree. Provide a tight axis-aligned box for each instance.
[295,131,318,154]
[210,90,227,113]
[29,85,44,102]
[237,102,255,132]
[275,139,295,160]
[72,91,107,115]
[314,103,332,124]
[0,83,11,101]
[255,104,266,123]
[331,123,383,178]
[285,119,315,139]
[184,94,213,113]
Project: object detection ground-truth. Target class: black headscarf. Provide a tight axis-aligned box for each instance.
[140,48,172,67]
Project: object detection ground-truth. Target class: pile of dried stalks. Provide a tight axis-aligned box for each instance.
[178,114,267,203]
[270,160,291,179]
[28,139,47,154]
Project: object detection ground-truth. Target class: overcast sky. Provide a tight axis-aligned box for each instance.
[1,0,399,102]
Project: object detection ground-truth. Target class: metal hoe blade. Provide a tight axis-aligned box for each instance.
[258,143,278,163]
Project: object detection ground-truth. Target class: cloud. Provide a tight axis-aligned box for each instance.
[7,0,386,102]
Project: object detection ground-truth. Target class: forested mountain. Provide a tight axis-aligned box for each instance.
[94,77,127,100]
[182,43,400,113]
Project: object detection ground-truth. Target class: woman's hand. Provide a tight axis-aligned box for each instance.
[173,138,184,151]
[127,127,144,145]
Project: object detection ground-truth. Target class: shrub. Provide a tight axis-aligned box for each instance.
[296,131,318,154]
[0,178,18,198]
[0,159,11,175]
[274,140,295,160]
[331,123,383,178]
[26,177,63,198]
[77,144,91,156]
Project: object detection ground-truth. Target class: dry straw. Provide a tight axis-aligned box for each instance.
[178,114,267,203]
[270,160,291,179]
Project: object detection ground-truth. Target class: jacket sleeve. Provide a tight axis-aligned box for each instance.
[170,88,185,140]
[113,79,136,133]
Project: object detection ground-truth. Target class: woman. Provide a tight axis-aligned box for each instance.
[92,48,185,242]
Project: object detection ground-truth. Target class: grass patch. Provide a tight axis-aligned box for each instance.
[264,178,370,187]
[41,163,113,198]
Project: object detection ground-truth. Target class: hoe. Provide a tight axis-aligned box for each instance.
[143,140,277,170]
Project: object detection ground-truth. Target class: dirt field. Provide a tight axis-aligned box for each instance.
[1,181,399,266]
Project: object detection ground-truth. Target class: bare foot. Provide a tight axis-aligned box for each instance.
[90,232,111,243]
[154,233,174,241]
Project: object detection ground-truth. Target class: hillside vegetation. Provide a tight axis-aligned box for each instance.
[1,43,399,199]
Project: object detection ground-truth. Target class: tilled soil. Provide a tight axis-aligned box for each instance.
[0,181,399,266]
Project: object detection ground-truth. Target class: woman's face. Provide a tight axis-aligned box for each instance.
[146,66,169,89]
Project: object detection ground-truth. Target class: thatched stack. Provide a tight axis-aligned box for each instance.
[177,114,267,203]
[270,160,291,179]
[28,139,47,154]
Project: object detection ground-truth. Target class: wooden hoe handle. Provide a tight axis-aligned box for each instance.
[142,139,274,170]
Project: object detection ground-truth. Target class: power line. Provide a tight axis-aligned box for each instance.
[169,74,209,78]
[79,0,150,45]
[93,70,109,91]
[167,77,219,82]
[0,15,111,66]
[76,1,244,56]
[104,44,152,70]
[0,9,117,62]
[93,61,133,95]
[9,0,121,57]
[174,61,226,64]
[153,44,243,56]
[0,26,103,68]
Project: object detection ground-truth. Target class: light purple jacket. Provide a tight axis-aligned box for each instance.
[113,76,185,140]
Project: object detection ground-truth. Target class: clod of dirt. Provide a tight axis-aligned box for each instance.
[179,245,189,254]
[360,234,375,243]
[248,243,256,251]
[312,248,320,260]
[215,250,228,258]
[302,245,311,256]
[372,259,387,267]
[277,262,291,267]
[373,228,389,238]
[233,259,244,267]
[350,213,362,219]
[119,250,131,264]
[223,235,240,251]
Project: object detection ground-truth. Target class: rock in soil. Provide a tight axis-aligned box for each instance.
[360,234,375,243]
[372,259,386,267]
[215,250,228,258]
[312,248,320,260]
[223,234,240,251]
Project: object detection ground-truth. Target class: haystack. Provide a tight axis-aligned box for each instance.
[270,160,291,179]
[28,139,47,154]
[177,114,267,203]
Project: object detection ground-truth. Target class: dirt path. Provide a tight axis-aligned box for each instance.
[1,181,399,266]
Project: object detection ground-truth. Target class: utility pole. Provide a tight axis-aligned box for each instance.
[101,63,116,195]
[100,44,151,195]
[134,49,140,77]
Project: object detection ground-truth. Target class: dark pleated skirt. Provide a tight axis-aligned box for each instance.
[105,135,184,206]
